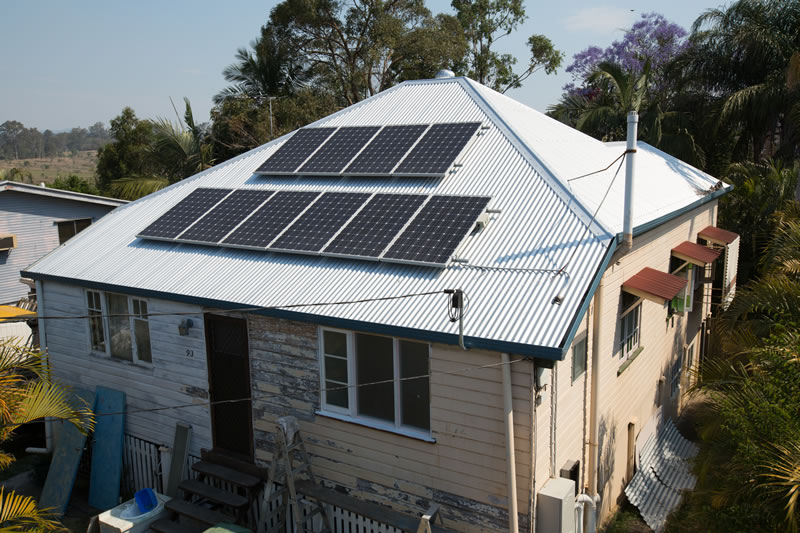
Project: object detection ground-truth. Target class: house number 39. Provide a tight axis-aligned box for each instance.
[185,349,194,357]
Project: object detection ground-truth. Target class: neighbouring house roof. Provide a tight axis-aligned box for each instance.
[0,181,127,208]
[22,77,728,359]
[671,241,721,266]
[622,267,688,303]
[698,225,739,245]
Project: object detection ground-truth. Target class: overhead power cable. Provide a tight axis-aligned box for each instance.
[0,357,525,429]
[0,289,449,325]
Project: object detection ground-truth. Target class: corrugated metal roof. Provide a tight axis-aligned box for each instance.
[626,419,698,533]
[22,77,725,357]
[698,225,739,245]
[623,267,687,301]
[0,181,127,207]
[671,241,721,265]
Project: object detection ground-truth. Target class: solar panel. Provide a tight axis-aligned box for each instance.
[177,190,275,244]
[383,195,490,265]
[298,126,380,174]
[255,128,336,174]
[270,192,371,252]
[222,191,321,248]
[323,194,427,257]
[138,188,231,239]
[394,122,481,176]
[343,125,428,175]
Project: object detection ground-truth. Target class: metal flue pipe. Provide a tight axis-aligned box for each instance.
[622,111,638,251]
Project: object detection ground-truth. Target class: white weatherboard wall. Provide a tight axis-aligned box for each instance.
[0,191,115,304]
[39,280,211,457]
[248,315,536,532]
[548,202,716,523]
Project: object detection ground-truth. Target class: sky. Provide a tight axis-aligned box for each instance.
[0,0,725,132]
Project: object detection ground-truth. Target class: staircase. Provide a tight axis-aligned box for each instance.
[151,454,263,533]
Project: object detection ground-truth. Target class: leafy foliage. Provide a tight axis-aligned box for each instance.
[48,175,100,195]
[0,339,94,533]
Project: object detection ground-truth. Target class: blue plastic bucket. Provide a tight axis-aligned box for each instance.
[134,488,158,513]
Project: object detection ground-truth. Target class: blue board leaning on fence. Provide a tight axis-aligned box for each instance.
[40,388,96,516]
[89,386,126,510]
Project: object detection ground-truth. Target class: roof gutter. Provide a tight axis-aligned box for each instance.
[22,271,564,360]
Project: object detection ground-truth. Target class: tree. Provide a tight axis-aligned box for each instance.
[48,175,100,195]
[0,339,94,532]
[0,121,24,160]
[452,0,562,92]
[96,108,157,193]
[683,0,800,162]
[110,99,215,200]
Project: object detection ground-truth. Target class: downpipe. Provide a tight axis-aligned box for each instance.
[502,353,519,533]
[575,493,599,533]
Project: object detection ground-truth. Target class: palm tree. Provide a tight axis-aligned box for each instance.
[111,98,214,200]
[0,339,94,532]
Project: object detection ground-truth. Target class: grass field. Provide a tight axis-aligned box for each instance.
[0,151,98,184]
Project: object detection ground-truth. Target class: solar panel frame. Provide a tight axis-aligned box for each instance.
[381,195,491,266]
[254,127,337,175]
[269,192,372,253]
[297,126,381,175]
[174,190,277,245]
[342,124,429,176]
[321,193,429,259]
[221,191,322,249]
[393,122,483,178]
[137,188,233,240]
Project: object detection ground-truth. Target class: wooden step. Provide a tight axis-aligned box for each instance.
[165,499,234,528]
[150,519,204,533]
[202,449,268,480]
[192,461,261,490]
[180,479,249,508]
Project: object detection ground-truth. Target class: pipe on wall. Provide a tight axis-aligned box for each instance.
[502,353,519,533]
[622,111,639,251]
[587,279,604,497]
[28,280,53,454]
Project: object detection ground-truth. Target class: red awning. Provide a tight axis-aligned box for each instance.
[671,241,721,266]
[622,267,687,303]
[698,226,739,245]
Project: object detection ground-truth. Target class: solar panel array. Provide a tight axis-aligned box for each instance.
[138,188,490,267]
[255,122,482,178]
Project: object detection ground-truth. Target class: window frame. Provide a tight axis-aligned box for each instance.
[571,334,588,384]
[318,327,433,441]
[86,289,153,366]
[57,218,92,244]
[619,295,642,361]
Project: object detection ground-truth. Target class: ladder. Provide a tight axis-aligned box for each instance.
[262,416,334,533]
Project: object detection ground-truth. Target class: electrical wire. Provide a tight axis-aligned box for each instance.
[566,150,633,183]
[0,356,525,429]
[0,289,450,325]
[557,153,627,275]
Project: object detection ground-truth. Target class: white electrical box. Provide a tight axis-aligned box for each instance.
[537,477,576,533]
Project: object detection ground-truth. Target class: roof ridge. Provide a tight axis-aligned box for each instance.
[454,77,613,239]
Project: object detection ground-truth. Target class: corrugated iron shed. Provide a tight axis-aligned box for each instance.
[22,77,727,358]
[623,267,688,302]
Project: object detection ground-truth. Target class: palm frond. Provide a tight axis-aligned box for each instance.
[0,488,63,533]
[110,176,169,200]
[760,442,800,532]
[7,380,93,434]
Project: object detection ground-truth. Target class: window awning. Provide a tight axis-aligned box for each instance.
[698,225,739,245]
[622,267,687,304]
[0,305,36,323]
[671,241,721,266]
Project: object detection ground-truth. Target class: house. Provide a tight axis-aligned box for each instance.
[0,181,125,341]
[22,76,737,532]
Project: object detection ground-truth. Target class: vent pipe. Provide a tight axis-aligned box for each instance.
[622,111,638,251]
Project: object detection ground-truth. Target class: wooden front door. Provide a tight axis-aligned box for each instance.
[205,314,253,460]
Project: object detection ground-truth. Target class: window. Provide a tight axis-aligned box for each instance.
[670,356,681,398]
[87,290,152,364]
[619,292,641,359]
[57,218,91,244]
[669,258,694,315]
[572,335,587,383]
[320,328,430,436]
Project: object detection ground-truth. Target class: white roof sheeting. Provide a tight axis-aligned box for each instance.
[23,77,725,357]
